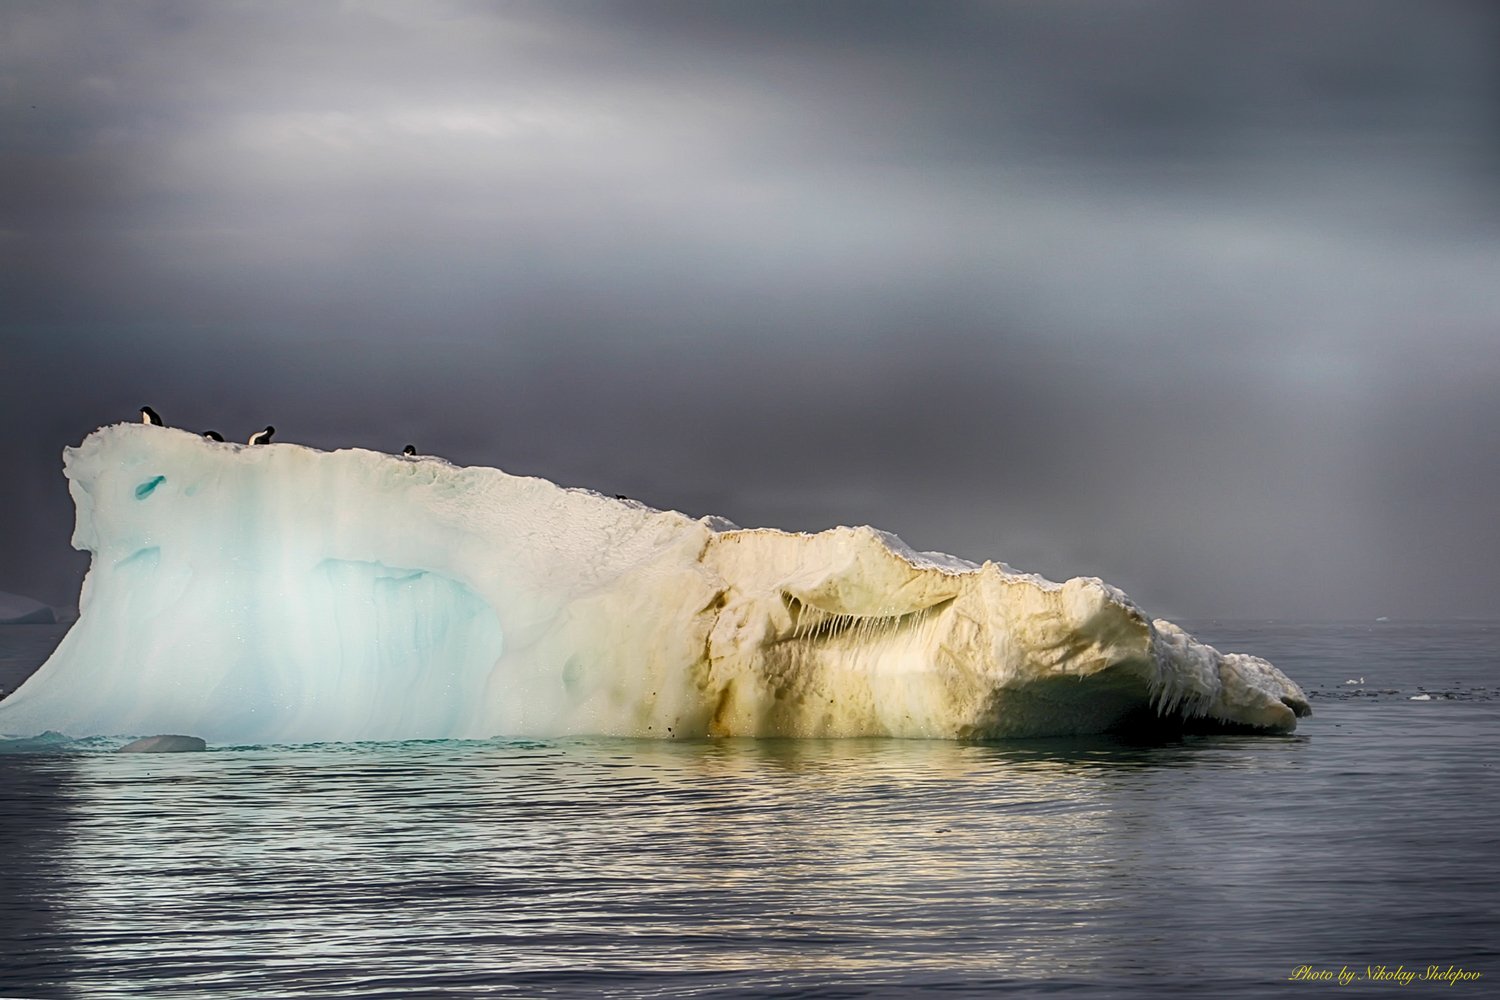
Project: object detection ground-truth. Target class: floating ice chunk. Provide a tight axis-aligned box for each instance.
[0,423,1311,743]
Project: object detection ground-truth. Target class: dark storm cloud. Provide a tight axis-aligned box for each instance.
[2,0,1498,619]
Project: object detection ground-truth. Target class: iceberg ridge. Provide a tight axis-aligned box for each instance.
[0,424,1309,742]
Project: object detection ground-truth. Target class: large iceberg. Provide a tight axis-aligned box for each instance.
[0,424,1309,743]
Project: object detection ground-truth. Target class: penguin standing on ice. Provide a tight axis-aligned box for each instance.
[248,426,275,445]
[402,444,417,456]
[202,430,224,441]
[140,406,163,426]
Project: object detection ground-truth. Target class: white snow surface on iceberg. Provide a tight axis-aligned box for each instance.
[0,424,1310,743]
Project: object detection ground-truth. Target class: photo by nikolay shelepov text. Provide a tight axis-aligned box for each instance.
[1289,965,1483,986]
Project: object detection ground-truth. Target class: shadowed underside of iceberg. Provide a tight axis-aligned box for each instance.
[0,424,1309,743]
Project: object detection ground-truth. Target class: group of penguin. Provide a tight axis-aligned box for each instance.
[140,406,417,456]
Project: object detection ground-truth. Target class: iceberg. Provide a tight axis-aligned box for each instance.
[0,424,1309,743]
[0,590,57,625]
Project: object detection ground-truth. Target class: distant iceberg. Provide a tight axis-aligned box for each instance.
[0,590,56,626]
[0,424,1309,743]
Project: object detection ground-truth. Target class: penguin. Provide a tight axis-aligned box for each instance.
[402,444,417,456]
[248,426,275,445]
[202,430,224,442]
[140,406,163,426]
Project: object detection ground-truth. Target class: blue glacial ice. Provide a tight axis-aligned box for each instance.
[0,423,1309,743]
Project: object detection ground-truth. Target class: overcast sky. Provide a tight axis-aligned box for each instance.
[2,0,1497,619]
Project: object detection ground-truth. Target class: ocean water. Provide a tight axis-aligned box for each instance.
[1,621,1495,998]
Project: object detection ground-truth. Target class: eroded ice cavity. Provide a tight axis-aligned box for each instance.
[0,424,1309,743]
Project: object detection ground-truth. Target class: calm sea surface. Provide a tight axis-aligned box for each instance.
[1,621,1496,998]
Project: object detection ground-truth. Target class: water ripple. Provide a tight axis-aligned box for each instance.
[2,622,1498,996]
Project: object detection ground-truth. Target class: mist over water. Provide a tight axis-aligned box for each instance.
[2,621,1496,997]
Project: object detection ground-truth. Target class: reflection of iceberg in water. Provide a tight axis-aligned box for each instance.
[0,424,1308,743]
[25,736,1303,988]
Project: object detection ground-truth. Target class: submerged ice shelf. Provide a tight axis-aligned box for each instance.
[0,424,1309,743]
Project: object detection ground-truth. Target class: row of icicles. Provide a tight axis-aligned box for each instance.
[784,599,945,667]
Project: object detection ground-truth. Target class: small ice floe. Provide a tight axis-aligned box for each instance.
[1344,678,1365,685]
[1409,694,1432,701]
[1375,616,1390,622]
